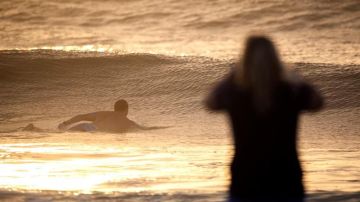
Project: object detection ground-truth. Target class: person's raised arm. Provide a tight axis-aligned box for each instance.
[305,85,324,111]
[205,73,234,111]
[58,113,97,130]
[287,71,324,112]
[298,83,324,112]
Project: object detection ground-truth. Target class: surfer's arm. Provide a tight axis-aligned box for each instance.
[131,121,150,130]
[59,113,97,128]
[130,121,169,131]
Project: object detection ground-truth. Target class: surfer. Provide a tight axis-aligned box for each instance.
[58,99,161,133]
[17,99,165,133]
[206,36,323,201]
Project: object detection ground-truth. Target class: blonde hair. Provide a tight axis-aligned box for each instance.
[235,36,284,115]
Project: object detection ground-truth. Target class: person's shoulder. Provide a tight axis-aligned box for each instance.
[89,111,109,114]
[282,75,323,110]
[286,79,314,93]
[281,71,313,93]
[90,111,115,117]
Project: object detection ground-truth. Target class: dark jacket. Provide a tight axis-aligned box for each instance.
[207,73,323,199]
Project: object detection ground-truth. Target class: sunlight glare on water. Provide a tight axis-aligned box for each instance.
[0,132,230,194]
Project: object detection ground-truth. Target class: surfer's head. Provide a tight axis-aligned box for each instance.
[114,99,129,115]
[235,35,284,115]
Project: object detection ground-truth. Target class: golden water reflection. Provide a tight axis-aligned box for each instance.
[0,132,359,195]
[0,138,229,194]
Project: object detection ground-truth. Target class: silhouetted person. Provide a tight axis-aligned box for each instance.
[58,99,154,133]
[206,36,323,202]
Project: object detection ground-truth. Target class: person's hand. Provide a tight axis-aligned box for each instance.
[58,122,67,131]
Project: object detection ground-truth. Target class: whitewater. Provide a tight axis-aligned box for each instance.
[0,0,359,201]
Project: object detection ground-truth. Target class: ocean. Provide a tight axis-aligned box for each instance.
[0,0,359,201]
